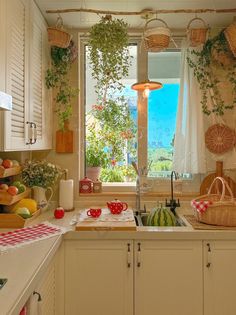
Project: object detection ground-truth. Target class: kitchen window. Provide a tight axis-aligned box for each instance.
[79,36,193,189]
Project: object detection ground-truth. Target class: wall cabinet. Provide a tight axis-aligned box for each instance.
[64,240,133,315]
[0,0,52,151]
[64,239,203,315]
[204,240,236,315]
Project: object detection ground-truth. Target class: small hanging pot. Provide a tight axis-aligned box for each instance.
[143,18,171,52]
[186,17,209,47]
[224,22,236,58]
[47,16,72,48]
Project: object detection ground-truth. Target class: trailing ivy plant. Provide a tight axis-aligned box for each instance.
[86,15,136,171]
[187,30,236,116]
[45,41,79,130]
[88,15,131,103]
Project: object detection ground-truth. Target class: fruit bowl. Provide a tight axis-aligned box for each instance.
[0,188,30,205]
[0,209,41,228]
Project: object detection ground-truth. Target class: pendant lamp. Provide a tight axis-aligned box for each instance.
[131,79,162,98]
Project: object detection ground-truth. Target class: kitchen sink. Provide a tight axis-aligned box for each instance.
[135,212,187,227]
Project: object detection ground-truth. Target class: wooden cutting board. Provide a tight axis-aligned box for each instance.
[76,209,137,231]
[200,161,236,197]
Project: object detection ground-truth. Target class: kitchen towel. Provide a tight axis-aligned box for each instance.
[0,222,67,253]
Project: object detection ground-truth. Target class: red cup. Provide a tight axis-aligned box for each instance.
[87,208,102,218]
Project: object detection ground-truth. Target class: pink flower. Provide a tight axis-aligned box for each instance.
[92,104,104,111]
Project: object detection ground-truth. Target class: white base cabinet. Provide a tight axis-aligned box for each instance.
[64,240,133,315]
[135,240,203,315]
[204,240,236,315]
[64,239,203,315]
[27,253,58,315]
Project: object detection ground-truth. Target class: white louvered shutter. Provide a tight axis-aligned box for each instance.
[29,2,52,149]
[4,0,29,150]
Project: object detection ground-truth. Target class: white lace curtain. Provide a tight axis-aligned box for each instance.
[173,41,207,174]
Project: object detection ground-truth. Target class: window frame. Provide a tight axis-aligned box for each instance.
[78,33,201,193]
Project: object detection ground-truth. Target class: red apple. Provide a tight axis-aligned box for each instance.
[7,185,18,196]
[2,159,13,169]
[54,207,65,219]
[0,183,9,191]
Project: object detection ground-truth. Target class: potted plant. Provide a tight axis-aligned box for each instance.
[88,15,131,103]
[21,160,63,211]
[187,30,236,116]
[45,41,79,152]
[86,124,109,181]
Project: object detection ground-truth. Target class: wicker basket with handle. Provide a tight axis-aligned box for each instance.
[47,17,72,48]
[186,17,209,47]
[224,22,236,57]
[143,18,170,52]
[191,177,236,226]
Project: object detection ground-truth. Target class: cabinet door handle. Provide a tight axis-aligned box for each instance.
[137,242,141,267]
[33,291,42,302]
[31,122,37,144]
[206,243,212,268]
[127,243,131,268]
[26,121,37,144]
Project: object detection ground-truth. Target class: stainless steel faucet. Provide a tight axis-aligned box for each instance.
[132,161,146,215]
[165,170,180,215]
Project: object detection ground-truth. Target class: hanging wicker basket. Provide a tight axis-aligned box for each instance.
[47,17,72,48]
[205,123,236,154]
[143,18,171,52]
[224,22,236,58]
[186,17,209,47]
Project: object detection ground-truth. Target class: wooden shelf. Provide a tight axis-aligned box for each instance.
[0,209,40,228]
[0,188,30,205]
[0,166,22,178]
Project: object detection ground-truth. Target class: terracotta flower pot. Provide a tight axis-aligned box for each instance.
[86,167,101,181]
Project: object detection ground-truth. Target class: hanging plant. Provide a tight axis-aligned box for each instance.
[187,30,236,116]
[88,15,131,102]
[45,40,79,130]
[86,15,136,168]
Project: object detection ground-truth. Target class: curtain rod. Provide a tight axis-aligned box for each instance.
[46,8,236,15]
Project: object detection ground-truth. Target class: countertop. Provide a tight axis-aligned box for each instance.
[2,206,236,314]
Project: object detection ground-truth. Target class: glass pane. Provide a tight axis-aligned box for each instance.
[147,51,181,177]
[85,44,137,182]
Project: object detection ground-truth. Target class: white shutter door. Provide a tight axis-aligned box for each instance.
[4,0,29,150]
[30,2,52,149]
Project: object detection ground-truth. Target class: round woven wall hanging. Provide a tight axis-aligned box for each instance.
[205,123,236,154]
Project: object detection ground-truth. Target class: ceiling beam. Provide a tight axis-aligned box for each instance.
[46,8,236,15]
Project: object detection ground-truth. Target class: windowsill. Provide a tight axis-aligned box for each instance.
[79,191,199,199]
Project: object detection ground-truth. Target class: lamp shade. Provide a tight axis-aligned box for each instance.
[131,80,162,91]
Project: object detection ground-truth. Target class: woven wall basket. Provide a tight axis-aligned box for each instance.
[205,123,236,154]
[186,17,209,47]
[143,18,170,52]
[224,22,236,58]
[47,17,72,48]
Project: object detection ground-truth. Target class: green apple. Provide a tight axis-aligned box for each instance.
[18,184,26,194]
[15,207,31,219]
[12,181,22,189]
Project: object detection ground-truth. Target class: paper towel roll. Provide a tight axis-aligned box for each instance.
[59,179,74,211]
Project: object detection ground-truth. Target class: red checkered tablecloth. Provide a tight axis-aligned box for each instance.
[191,200,213,213]
[0,222,65,252]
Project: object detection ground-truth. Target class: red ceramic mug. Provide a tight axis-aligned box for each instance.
[87,208,102,218]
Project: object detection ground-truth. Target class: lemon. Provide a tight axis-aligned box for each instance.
[10,198,38,214]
